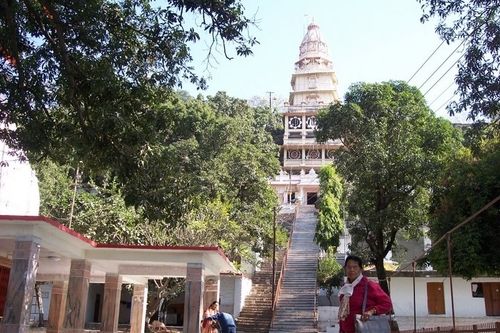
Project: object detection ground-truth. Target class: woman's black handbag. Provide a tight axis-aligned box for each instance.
[354,282,393,333]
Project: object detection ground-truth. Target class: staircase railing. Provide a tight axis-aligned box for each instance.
[314,261,319,328]
[270,204,299,328]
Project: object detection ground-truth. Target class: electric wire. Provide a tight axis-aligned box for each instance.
[409,8,493,108]
[418,39,466,91]
[406,15,498,122]
[428,81,455,107]
[407,40,446,84]
[421,16,496,103]
[435,94,456,114]
[423,51,466,97]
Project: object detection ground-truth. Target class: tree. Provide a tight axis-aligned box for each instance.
[247,95,285,146]
[314,165,345,253]
[315,81,463,294]
[34,159,146,244]
[427,126,500,279]
[34,282,45,327]
[34,90,285,259]
[317,255,344,306]
[33,90,285,324]
[418,0,500,122]
[0,0,258,177]
[144,278,185,325]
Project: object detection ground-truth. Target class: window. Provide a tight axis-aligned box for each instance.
[288,150,301,160]
[305,149,320,159]
[472,283,484,298]
[288,116,302,129]
[308,75,317,89]
[306,116,317,129]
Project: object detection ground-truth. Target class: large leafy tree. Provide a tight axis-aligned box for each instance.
[315,81,463,294]
[427,125,500,279]
[118,92,281,226]
[34,90,284,259]
[0,0,257,175]
[314,165,344,253]
[35,159,146,244]
[418,0,500,122]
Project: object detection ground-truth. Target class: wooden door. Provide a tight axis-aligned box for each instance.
[0,266,10,317]
[483,282,500,316]
[427,282,445,314]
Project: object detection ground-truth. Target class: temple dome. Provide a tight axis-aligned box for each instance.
[298,21,329,61]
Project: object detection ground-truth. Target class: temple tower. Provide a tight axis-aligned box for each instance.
[271,21,342,206]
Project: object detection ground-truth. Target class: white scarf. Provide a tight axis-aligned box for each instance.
[338,274,363,321]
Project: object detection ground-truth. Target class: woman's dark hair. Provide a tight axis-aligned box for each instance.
[344,255,363,268]
[210,301,218,306]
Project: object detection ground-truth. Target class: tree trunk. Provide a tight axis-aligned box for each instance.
[374,258,400,331]
[34,282,45,327]
[374,257,389,296]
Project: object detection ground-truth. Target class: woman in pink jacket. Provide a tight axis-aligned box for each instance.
[338,255,393,333]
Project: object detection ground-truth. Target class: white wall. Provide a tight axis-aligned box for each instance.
[389,276,500,317]
[220,274,252,318]
[0,140,40,215]
[317,276,500,332]
[317,306,340,333]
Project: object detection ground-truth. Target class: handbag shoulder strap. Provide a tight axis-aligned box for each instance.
[361,279,370,313]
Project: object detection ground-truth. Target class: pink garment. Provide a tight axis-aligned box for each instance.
[338,276,393,333]
[202,307,219,333]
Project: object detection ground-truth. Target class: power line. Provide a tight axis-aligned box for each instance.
[423,51,465,97]
[418,39,466,91]
[413,8,496,100]
[434,94,456,114]
[407,40,446,84]
[428,81,455,107]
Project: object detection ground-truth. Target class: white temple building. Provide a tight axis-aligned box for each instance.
[270,21,342,206]
[0,139,40,215]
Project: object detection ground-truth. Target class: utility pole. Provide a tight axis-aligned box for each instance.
[266,91,274,111]
[268,90,278,312]
[68,161,82,229]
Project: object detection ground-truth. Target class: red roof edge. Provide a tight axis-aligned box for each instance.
[0,215,236,268]
[0,214,98,246]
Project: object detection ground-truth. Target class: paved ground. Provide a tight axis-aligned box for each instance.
[396,316,500,331]
[27,317,500,332]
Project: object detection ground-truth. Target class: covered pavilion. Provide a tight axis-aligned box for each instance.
[0,215,237,333]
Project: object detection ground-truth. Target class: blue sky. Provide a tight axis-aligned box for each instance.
[181,0,467,122]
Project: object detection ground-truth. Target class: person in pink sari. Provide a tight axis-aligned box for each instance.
[202,301,220,333]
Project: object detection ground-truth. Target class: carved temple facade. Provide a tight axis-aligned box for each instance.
[270,21,342,207]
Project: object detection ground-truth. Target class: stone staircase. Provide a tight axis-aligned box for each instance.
[236,250,285,333]
[269,206,320,333]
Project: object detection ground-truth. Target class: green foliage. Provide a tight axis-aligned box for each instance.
[247,95,286,146]
[34,159,144,244]
[317,255,344,306]
[419,0,500,122]
[33,91,283,263]
[35,159,75,223]
[315,81,463,289]
[428,130,500,279]
[0,0,258,177]
[314,165,345,253]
